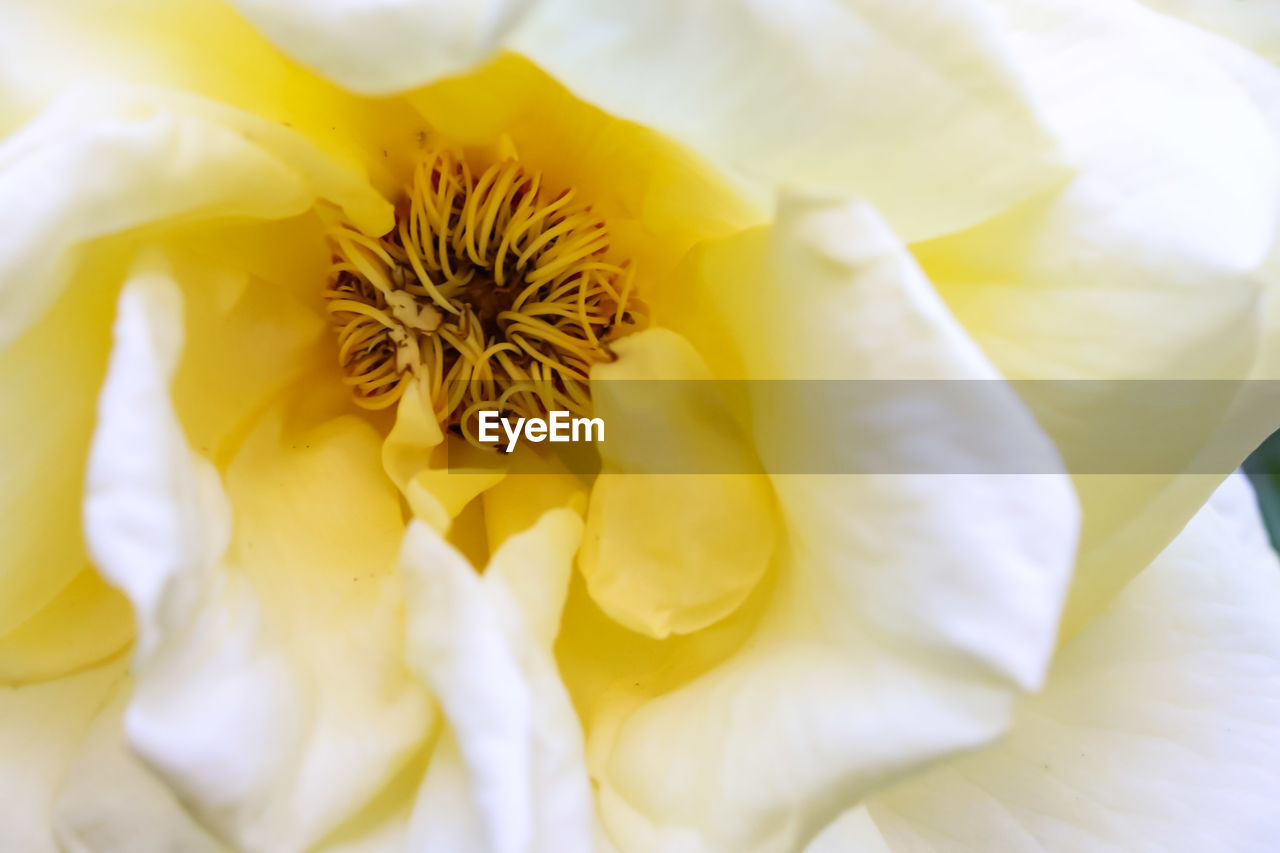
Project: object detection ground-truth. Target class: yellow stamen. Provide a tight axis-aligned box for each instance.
[325,147,646,443]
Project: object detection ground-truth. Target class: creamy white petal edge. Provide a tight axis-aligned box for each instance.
[0,82,391,652]
[83,260,430,853]
[81,257,600,853]
[0,83,389,349]
[809,474,1280,852]
[918,0,1280,638]
[225,0,1065,242]
[228,0,536,95]
[1138,0,1280,62]
[0,661,125,853]
[399,513,600,853]
[587,195,1080,853]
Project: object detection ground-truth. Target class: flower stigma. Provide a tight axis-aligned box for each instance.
[325,146,644,445]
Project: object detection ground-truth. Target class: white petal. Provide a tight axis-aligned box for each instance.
[805,806,891,853]
[868,474,1280,851]
[51,684,227,853]
[400,521,532,853]
[508,0,1065,241]
[914,0,1280,636]
[226,0,1064,242]
[925,0,1280,382]
[0,0,427,187]
[589,196,1079,851]
[83,257,228,659]
[0,660,124,853]
[400,510,595,853]
[84,259,432,853]
[1169,0,1280,382]
[0,84,389,349]
[1138,0,1280,62]
[227,0,533,95]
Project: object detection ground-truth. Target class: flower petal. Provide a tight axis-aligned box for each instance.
[805,806,891,853]
[1138,0,1280,62]
[50,683,227,853]
[508,0,1066,241]
[226,0,534,95]
[0,0,426,184]
[866,474,1280,850]
[84,259,432,853]
[405,53,765,310]
[1175,0,1280,382]
[580,328,777,639]
[0,659,124,853]
[913,0,1280,637]
[589,196,1078,851]
[0,242,128,665]
[0,569,132,685]
[224,0,1065,242]
[399,509,596,853]
[0,85,388,349]
[0,81,390,680]
[918,0,1280,381]
[161,238,329,464]
[382,381,505,534]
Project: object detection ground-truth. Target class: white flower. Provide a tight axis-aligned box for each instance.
[0,1,1277,852]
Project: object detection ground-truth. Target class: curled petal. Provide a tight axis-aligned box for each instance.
[583,329,776,639]
[916,0,1280,636]
[589,196,1078,851]
[864,475,1280,850]
[400,509,596,853]
[84,260,431,853]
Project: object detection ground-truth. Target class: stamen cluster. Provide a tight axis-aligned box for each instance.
[325,147,642,442]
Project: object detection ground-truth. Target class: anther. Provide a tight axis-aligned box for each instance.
[325,147,644,444]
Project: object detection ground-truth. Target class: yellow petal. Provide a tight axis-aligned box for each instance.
[382,381,506,533]
[162,235,329,464]
[0,0,426,193]
[805,807,891,853]
[579,329,776,639]
[407,53,767,342]
[0,569,131,685]
[481,450,587,567]
[589,196,1078,851]
[0,241,126,653]
[408,53,763,239]
[0,85,391,677]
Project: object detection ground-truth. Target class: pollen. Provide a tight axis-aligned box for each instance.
[324,147,644,443]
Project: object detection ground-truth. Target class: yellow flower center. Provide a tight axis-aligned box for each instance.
[325,147,644,441]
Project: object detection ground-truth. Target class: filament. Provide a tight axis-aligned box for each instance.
[324,147,645,443]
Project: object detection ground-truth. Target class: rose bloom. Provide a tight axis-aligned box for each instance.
[2,0,1280,851]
